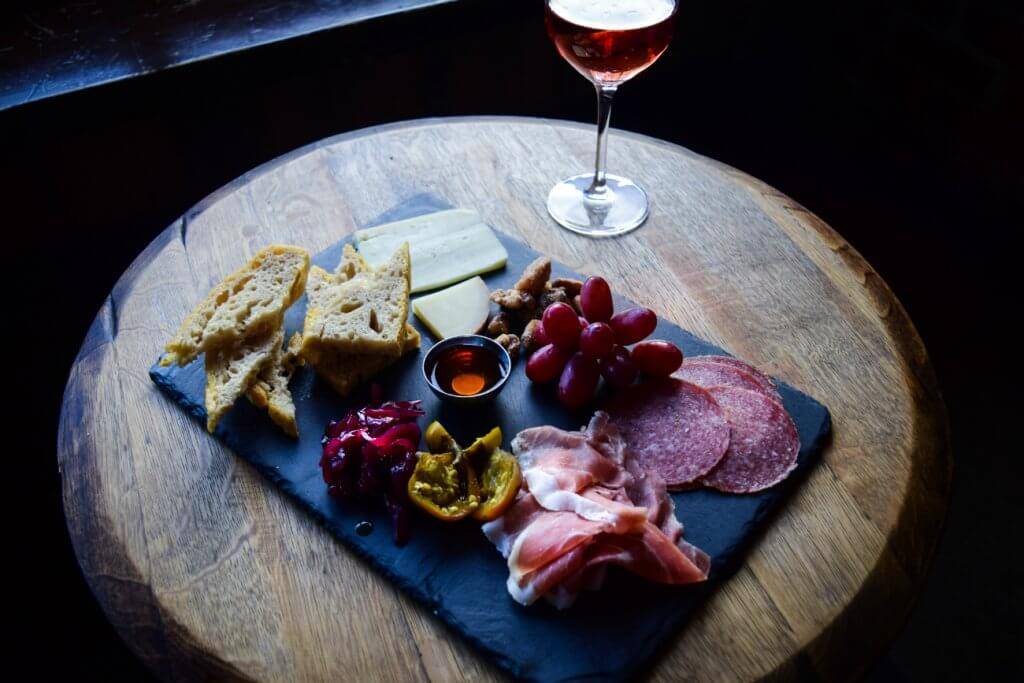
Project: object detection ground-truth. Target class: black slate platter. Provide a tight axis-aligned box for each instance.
[151,194,832,682]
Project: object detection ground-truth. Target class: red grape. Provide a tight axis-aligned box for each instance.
[581,276,613,322]
[579,322,616,360]
[526,343,572,383]
[632,340,684,376]
[542,302,582,349]
[610,307,657,344]
[598,345,638,389]
[532,321,551,347]
[558,353,600,410]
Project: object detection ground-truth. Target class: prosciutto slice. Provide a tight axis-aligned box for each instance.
[510,425,646,532]
[482,413,709,608]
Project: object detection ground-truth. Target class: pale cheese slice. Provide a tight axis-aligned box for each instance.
[412,276,491,339]
[354,209,507,293]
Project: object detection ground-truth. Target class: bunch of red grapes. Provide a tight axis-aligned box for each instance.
[525,276,683,409]
[321,398,424,545]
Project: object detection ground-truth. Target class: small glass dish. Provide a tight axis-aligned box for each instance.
[422,335,511,406]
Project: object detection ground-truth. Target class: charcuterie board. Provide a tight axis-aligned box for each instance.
[150,194,831,682]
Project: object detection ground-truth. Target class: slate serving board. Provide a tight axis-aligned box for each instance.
[151,194,832,682]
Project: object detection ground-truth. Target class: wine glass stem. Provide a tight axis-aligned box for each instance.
[586,84,618,202]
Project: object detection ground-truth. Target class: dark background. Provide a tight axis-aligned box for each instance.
[3,0,1020,679]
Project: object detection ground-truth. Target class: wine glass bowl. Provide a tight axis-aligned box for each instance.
[544,0,676,86]
[544,0,677,237]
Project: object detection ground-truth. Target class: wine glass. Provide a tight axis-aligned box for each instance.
[544,0,677,237]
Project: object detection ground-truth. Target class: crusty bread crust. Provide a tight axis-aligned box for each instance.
[204,328,283,433]
[163,245,310,367]
[307,324,420,397]
[246,332,304,437]
[300,243,410,359]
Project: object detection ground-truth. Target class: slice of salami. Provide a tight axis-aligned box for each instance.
[605,379,730,489]
[688,355,778,390]
[700,386,800,493]
[676,357,782,402]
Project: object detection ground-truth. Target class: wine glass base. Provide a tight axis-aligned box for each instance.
[546,173,649,237]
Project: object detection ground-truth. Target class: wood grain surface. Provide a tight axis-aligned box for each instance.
[58,116,951,681]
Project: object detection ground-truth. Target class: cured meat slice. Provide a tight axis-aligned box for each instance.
[582,524,710,585]
[482,491,545,558]
[624,455,683,543]
[529,521,710,608]
[483,413,709,607]
[686,355,780,398]
[511,421,644,531]
[701,386,800,493]
[675,357,782,402]
[546,564,609,610]
[506,540,595,606]
[507,510,607,581]
[605,379,730,489]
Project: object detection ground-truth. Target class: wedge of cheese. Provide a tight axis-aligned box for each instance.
[412,276,491,339]
[354,209,507,293]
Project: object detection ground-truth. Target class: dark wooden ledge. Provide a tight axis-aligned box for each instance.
[0,0,456,111]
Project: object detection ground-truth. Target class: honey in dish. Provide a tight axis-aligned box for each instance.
[431,345,505,396]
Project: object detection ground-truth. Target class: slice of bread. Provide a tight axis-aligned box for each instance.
[305,245,371,314]
[301,243,410,359]
[304,265,335,312]
[246,332,304,437]
[308,324,420,397]
[163,245,310,367]
[204,328,282,433]
[335,243,369,282]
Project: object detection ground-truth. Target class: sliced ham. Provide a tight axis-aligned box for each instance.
[580,523,709,585]
[482,413,709,608]
[511,422,646,532]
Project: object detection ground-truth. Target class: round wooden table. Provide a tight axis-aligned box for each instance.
[59,117,951,681]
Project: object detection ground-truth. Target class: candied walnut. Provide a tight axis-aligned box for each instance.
[572,294,584,315]
[550,278,583,297]
[495,334,521,359]
[538,286,570,310]
[486,311,512,337]
[490,288,536,311]
[514,257,551,295]
[521,319,546,354]
[513,305,543,328]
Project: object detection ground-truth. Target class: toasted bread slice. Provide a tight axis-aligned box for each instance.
[246,332,304,438]
[301,243,410,359]
[308,324,420,397]
[301,246,370,353]
[162,245,310,367]
[204,328,282,433]
[335,243,369,282]
[304,265,335,313]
